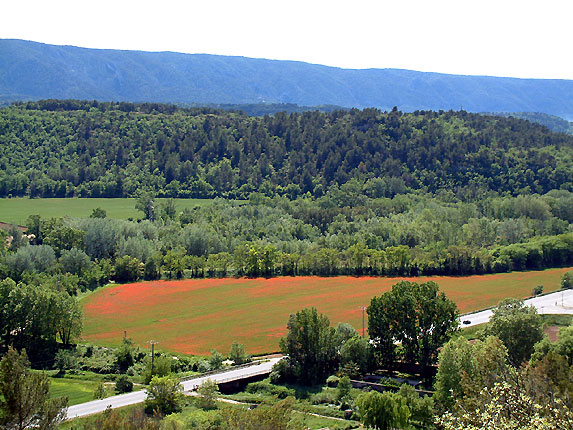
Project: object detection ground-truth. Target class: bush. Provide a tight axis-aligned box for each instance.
[54,349,77,375]
[245,380,296,399]
[93,382,106,400]
[310,389,337,405]
[229,342,250,365]
[196,379,219,410]
[326,375,340,387]
[532,285,544,296]
[562,271,573,289]
[144,376,182,415]
[143,355,172,384]
[115,375,133,393]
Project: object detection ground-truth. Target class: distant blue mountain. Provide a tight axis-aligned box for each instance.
[2,39,573,119]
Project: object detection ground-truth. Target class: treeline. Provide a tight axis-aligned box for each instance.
[1,100,572,199]
[1,193,571,286]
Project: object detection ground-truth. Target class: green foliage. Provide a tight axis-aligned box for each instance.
[562,271,573,289]
[60,247,92,275]
[113,255,144,282]
[93,382,106,400]
[74,407,161,430]
[196,379,219,410]
[356,390,410,430]
[143,355,172,384]
[54,349,77,375]
[532,284,544,296]
[115,375,134,394]
[336,375,352,403]
[279,308,339,385]
[90,207,107,218]
[115,337,136,372]
[397,384,434,429]
[0,347,67,429]
[245,380,296,399]
[368,281,459,369]
[2,102,572,201]
[437,381,573,430]
[208,349,224,370]
[5,244,56,280]
[144,375,183,415]
[228,341,250,365]
[135,194,156,221]
[221,397,300,430]
[485,298,544,365]
[434,336,513,413]
[0,278,83,354]
[339,335,374,375]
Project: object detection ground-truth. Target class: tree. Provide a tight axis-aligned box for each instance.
[437,381,573,430]
[562,271,573,289]
[90,207,107,218]
[135,193,155,221]
[221,397,299,430]
[208,349,224,370]
[144,375,182,415]
[336,375,352,404]
[0,348,67,430]
[339,335,374,375]
[60,247,91,275]
[229,341,250,365]
[113,255,144,282]
[433,336,512,413]
[485,298,544,365]
[356,390,410,430]
[196,379,219,410]
[278,307,339,385]
[368,281,458,370]
[115,337,136,372]
[55,293,83,346]
[115,375,133,394]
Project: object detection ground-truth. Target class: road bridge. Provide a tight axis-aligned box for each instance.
[65,357,281,420]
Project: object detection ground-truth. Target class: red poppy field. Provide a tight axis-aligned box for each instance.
[81,267,571,356]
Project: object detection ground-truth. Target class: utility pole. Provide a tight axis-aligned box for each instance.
[148,340,159,372]
[360,306,366,338]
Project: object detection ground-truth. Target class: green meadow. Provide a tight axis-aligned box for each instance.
[0,197,216,225]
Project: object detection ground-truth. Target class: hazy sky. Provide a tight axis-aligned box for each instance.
[2,0,572,80]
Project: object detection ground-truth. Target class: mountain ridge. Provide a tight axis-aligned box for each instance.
[2,39,573,119]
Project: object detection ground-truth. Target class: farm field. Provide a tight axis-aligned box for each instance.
[0,197,220,225]
[81,267,572,356]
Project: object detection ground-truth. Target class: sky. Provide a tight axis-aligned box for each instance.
[2,0,572,80]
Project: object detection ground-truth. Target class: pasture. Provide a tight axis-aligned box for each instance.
[0,197,216,225]
[81,267,572,356]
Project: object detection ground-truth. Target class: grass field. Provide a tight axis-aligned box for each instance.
[0,197,217,225]
[81,267,572,356]
[49,377,108,406]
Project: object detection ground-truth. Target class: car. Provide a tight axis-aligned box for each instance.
[463,320,471,325]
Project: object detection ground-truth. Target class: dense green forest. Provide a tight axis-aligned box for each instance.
[1,100,572,199]
[483,111,573,135]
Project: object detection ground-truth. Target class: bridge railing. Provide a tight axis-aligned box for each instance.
[179,358,273,383]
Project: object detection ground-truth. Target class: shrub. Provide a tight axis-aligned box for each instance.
[532,285,544,296]
[115,375,133,393]
[245,381,295,399]
[562,271,573,289]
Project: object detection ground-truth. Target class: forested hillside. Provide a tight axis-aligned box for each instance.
[483,111,573,135]
[2,39,573,117]
[1,100,572,199]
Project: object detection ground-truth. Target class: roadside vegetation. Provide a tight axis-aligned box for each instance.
[1,101,572,428]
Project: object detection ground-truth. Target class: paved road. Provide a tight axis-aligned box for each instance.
[459,289,573,328]
[65,357,282,420]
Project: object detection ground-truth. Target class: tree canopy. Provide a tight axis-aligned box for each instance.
[278,307,339,385]
[368,281,459,370]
